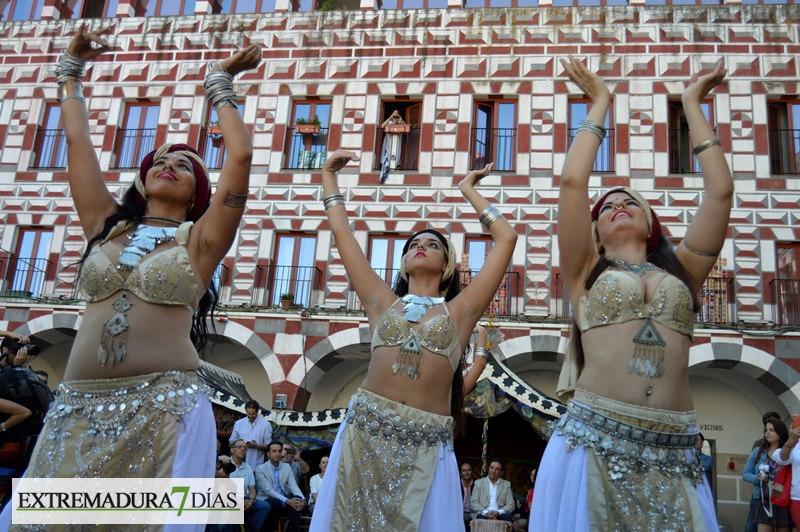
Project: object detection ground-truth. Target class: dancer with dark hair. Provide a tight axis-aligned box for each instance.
[532,58,732,531]
[0,25,261,531]
[310,151,517,531]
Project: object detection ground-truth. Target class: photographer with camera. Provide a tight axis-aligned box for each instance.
[0,332,36,368]
[742,417,791,531]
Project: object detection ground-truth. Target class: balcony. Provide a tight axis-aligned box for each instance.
[374,128,420,171]
[768,129,800,175]
[199,127,227,169]
[284,127,328,170]
[770,279,800,326]
[568,128,615,173]
[113,128,157,169]
[31,129,67,169]
[471,127,516,171]
[252,264,323,308]
[0,251,76,300]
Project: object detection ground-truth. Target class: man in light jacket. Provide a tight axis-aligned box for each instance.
[470,457,515,524]
[256,441,306,532]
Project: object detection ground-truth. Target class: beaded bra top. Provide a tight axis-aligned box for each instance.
[371,299,462,372]
[78,221,201,308]
[575,269,695,339]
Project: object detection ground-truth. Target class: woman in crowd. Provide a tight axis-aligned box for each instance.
[512,468,536,531]
[532,57,731,531]
[743,418,791,532]
[308,455,328,515]
[772,419,800,525]
[0,25,261,531]
[310,153,517,532]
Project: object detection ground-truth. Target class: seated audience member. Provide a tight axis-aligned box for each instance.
[282,443,309,493]
[460,462,476,531]
[256,441,306,532]
[308,455,328,516]
[228,440,271,532]
[470,458,515,524]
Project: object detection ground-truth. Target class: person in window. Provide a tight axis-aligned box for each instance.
[0,26,261,531]
[380,109,406,182]
[532,57,731,531]
[311,151,517,532]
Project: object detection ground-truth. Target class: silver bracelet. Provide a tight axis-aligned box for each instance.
[55,52,88,103]
[682,240,718,258]
[204,61,237,112]
[577,119,606,141]
[478,205,502,229]
[323,193,345,211]
[474,347,489,359]
[692,137,721,156]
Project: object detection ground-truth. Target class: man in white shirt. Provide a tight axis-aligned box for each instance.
[228,439,271,531]
[470,458,515,524]
[229,400,272,469]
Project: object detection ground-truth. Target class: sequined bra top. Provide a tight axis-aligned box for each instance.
[78,221,201,308]
[576,270,695,339]
[371,300,462,372]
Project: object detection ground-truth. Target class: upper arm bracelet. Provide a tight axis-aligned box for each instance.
[682,240,718,258]
[224,192,247,208]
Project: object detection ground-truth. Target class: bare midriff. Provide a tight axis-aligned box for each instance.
[576,320,693,412]
[65,294,200,381]
[360,346,454,417]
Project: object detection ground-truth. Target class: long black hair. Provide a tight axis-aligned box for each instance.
[570,231,700,371]
[757,417,789,461]
[77,184,217,354]
[392,229,466,437]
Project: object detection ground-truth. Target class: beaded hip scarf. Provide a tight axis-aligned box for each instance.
[332,388,453,532]
[553,389,707,532]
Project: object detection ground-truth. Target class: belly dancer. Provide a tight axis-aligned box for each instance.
[309,152,517,532]
[531,57,732,531]
[0,25,261,531]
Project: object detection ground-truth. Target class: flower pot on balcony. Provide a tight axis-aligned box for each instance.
[384,124,411,134]
[281,299,293,308]
[296,125,321,135]
[210,134,223,148]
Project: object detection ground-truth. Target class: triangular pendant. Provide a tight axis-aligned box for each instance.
[400,334,422,355]
[632,318,665,347]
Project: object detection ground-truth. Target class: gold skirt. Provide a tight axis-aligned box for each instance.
[331,388,454,532]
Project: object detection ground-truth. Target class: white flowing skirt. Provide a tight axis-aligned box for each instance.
[310,409,464,532]
[529,429,718,532]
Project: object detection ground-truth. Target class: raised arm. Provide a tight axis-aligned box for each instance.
[462,325,488,395]
[674,60,733,292]
[321,151,396,322]
[60,25,118,239]
[191,45,262,283]
[450,164,518,332]
[557,57,611,305]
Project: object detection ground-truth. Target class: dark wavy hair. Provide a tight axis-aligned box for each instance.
[757,417,789,461]
[392,229,466,437]
[570,231,700,371]
[77,184,217,354]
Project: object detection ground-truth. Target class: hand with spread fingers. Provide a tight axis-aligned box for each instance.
[220,44,263,77]
[683,58,726,105]
[66,24,111,61]
[459,162,493,192]
[560,56,610,104]
[322,150,360,174]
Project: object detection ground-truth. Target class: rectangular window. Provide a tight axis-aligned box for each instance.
[368,235,407,287]
[270,235,318,307]
[1,0,44,20]
[6,227,53,298]
[374,102,421,173]
[285,101,331,170]
[471,100,517,171]
[463,0,537,6]
[774,243,800,326]
[668,101,713,174]
[768,101,800,175]
[568,99,615,173]
[381,0,446,7]
[218,0,279,11]
[75,0,119,18]
[142,0,197,15]
[33,104,67,169]
[201,102,245,170]
[461,236,517,316]
[114,103,159,169]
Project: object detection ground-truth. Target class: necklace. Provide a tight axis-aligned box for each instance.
[610,259,658,277]
[401,294,444,323]
[118,224,178,271]
[140,216,184,225]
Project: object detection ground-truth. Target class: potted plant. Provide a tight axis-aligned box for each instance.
[280,293,294,308]
[206,119,223,148]
[384,123,411,134]
[295,115,322,135]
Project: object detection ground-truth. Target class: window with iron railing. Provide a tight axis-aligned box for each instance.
[1,0,43,21]
[262,235,318,307]
[768,102,800,175]
[773,243,800,325]
[369,236,407,287]
[568,99,615,173]
[114,104,159,169]
[668,101,713,174]
[375,102,421,173]
[33,104,67,169]
[472,101,516,171]
[285,102,331,170]
[6,227,53,298]
[200,102,245,170]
